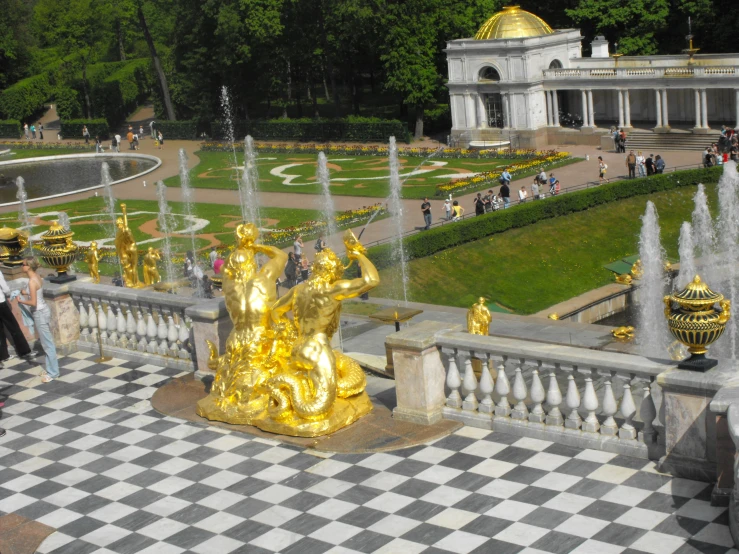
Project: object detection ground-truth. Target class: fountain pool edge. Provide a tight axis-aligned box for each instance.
[0,153,162,207]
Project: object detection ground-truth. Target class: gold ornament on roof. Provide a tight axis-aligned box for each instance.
[115,203,143,288]
[474,6,554,40]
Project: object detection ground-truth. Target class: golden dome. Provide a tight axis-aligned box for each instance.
[474,6,554,40]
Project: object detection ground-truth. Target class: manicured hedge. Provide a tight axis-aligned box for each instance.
[60,119,110,140]
[0,120,21,139]
[0,74,53,122]
[153,120,198,140]
[54,87,83,120]
[366,166,723,270]
[212,118,410,143]
[95,59,153,128]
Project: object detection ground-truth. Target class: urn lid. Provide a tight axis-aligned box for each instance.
[41,221,73,241]
[671,275,723,306]
[0,226,21,240]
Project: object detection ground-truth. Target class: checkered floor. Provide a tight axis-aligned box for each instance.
[0,352,737,554]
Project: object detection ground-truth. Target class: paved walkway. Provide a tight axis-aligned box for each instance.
[0,352,735,554]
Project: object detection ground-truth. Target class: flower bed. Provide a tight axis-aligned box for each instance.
[0,141,95,151]
[435,151,571,196]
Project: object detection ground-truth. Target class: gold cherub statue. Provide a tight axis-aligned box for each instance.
[467,297,492,336]
[630,259,643,279]
[615,273,632,285]
[86,241,100,283]
[114,204,143,288]
[611,326,635,340]
[143,247,161,285]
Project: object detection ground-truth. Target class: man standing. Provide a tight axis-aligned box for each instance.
[421,197,432,229]
[626,150,637,179]
[537,168,546,187]
[500,181,511,209]
[293,235,304,261]
[23,123,29,140]
[0,271,33,367]
[209,246,218,269]
[531,180,540,200]
[114,133,122,152]
[645,154,655,176]
[127,129,134,150]
[473,193,485,216]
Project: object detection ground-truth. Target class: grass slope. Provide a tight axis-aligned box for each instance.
[374,183,717,314]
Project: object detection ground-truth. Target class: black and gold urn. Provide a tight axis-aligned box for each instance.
[664,275,731,371]
[0,226,29,267]
[39,221,78,283]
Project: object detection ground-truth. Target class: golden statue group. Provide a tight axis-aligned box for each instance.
[195,224,379,437]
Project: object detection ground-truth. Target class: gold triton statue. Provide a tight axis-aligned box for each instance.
[86,241,101,283]
[143,247,162,285]
[467,297,492,336]
[115,204,143,288]
[196,227,378,437]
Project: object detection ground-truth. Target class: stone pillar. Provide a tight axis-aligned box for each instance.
[477,93,487,129]
[546,91,553,126]
[655,89,663,128]
[694,89,702,130]
[465,93,476,129]
[387,321,462,425]
[185,298,232,377]
[552,91,560,126]
[502,93,510,128]
[624,89,632,128]
[42,283,82,356]
[701,88,709,129]
[581,90,589,126]
[617,90,625,128]
[587,90,595,127]
[662,89,670,128]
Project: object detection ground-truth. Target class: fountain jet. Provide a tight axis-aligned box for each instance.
[15,177,32,243]
[178,149,198,257]
[239,136,261,227]
[387,137,409,306]
[316,152,337,248]
[156,181,177,284]
[676,222,696,290]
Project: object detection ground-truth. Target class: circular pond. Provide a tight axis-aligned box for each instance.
[0,154,160,205]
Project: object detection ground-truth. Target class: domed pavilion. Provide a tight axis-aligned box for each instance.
[445,5,739,148]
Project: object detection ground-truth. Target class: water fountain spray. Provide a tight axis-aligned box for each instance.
[676,221,696,290]
[178,149,198,257]
[691,184,714,259]
[316,152,338,248]
[220,87,241,189]
[15,177,32,243]
[156,181,177,284]
[636,201,670,356]
[101,162,123,275]
[387,137,409,306]
[239,136,261,227]
[715,161,739,358]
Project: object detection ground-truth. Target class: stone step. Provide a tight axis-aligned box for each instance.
[624,131,722,151]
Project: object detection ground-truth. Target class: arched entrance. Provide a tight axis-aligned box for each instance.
[478,67,504,128]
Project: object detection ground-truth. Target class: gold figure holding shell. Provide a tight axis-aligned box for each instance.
[86,241,101,283]
[467,297,491,336]
[143,247,162,285]
[114,204,143,288]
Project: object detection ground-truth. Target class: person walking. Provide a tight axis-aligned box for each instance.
[0,269,33,367]
[314,236,326,253]
[484,190,493,212]
[127,130,134,150]
[83,125,90,144]
[23,123,29,140]
[636,151,646,177]
[30,124,36,139]
[500,181,511,209]
[500,168,512,188]
[655,155,666,174]
[645,154,655,176]
[451,200,464,221]
[209,246,218,269]
[518,186,528,203]
[473,193,485,216]
[95,136,102,153]
[284,252,298,288]
[626,150,637,179]
[598,156,608,183]
[38,122,44,140]
[17,258,58,383]
[549,173,559,195]
[293,235,303,261]
[111,135,118,152]
[421,197,432,229]
[443,198,452,221]
[139,125,144,138]
[158,131,164,149]
[531,180,540,200]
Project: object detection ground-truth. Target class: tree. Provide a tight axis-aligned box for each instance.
[0,0,35,89]
[137,0,176,119]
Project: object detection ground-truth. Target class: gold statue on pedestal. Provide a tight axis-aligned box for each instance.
[143,247,162,285]
[196,227,379,437]
[115,204,143,288]
[86,241,101,283]
[467,297,492,336]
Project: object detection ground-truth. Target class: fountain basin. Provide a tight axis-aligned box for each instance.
[0,153,161,206]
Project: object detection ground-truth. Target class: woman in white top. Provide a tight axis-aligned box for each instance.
[518,186,528,203]
[18,257,59,382]
[636,151,646,177]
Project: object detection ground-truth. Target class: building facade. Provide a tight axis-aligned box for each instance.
[446,6,739,148]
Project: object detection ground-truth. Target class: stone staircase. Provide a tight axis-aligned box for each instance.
[624,129,721,151]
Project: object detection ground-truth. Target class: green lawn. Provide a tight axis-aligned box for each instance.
[164,151,544,199]
[0,148,89,160]
[373,183,717,314]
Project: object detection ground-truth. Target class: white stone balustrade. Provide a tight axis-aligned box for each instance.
[542,65,739,81]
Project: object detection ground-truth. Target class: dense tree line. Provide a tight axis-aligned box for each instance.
[1,0,737,137]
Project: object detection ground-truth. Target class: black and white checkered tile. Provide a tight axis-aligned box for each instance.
[0,352,737,554]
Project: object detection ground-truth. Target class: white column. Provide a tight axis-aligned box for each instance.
[502,93,510,128]
[661,89,670,127]
[655,89,663,127]
[552,91,560,126]
[477,93,487,128]
[587,90,595,127]
[624,90,631,127]
[465,93,476,129]
[617,90,625,128]
[701,88,708,128]
[546,91,553,126]
[581,90,589,126]
[694,89,701,128]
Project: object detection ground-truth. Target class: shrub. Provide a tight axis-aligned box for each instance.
[60,119,110,140]
[54,87,82,120]
[366,166,723,270]
[153,120,198,140]
[95,59,153,128]
[0,74,53,121]
[211,118,410,143]
[0,120,21,139]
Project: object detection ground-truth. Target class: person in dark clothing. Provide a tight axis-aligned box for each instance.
[284,252,298,288]
[0,272,32,367]
[474,193,485,216]
[421,198,432,230]
[645,154,655,176]
[500,182,511,209]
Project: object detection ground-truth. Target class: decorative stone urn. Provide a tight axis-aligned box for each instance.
[0,226,28,266]
[39,221,78,283]
[664,275,731,371]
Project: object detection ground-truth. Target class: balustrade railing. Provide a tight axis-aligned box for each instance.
[543,65,738,80]
[66,283,198,366]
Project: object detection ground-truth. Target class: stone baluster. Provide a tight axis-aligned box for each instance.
[639,379,658,444]
[619,379,637,440]
[146,308,158,354]
[478,356,495,415]
[445,351,463,408]
[494,359,511,417]
[156,308,169,356]
[87,302,98,342]
[79,300,89,339]
[529,367,545,423]
[136,307,147,352]
[167,314,178,357]
[106,304,117,345]
[178,312,190,358]
[581,377,600,433]
[545,370,564,426]
[511,365,528,420]
[564,374,582,430]
[461,355,478,412]
[125,307,137,350]
[600,379,619,435]
[116,304,127,348]
[97,303,107,343]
